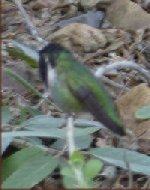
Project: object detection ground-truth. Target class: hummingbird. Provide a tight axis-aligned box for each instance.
[39,43,125,136]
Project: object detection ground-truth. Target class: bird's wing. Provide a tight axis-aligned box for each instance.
[68,84,125,136]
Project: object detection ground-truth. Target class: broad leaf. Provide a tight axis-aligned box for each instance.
[2,148,58,188]
[51,135,91,150]
[22,115,65,129]
[3,125,99,139]
[89,148,150,176]
[22,115,104,130]
[2,147,43,181]
[84,159,103,181]
[7,40,39,68]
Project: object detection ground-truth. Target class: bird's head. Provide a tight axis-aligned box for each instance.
[39,43,69,87]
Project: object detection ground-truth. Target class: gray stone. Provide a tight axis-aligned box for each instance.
[56,11,105,29]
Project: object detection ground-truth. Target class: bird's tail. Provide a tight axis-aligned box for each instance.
[69,85,125,136]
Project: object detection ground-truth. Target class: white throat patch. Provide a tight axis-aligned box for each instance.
[47,64,57,87]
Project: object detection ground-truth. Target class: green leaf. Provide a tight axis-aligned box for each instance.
[3,124,99,140]
[62,175,77,188]
[2,149,58,188]
[22,115,104,130]
[70,151,84,166]
[89,148,150,176]
[61,166,74,177]
[135,105,150,120]
[84,159,103,181]
[69,127,100,137]
[7,115,101,140]
[22,115,65,129]
[74,135,91,149]
[2,133,13,155]
[6,40,39,68]
[2,106,12,125]
[61,164,85,188]
[51,135,91,150]
[75,119,104,129]
[2,147,43,181]
[3,130,64,139]
[21,116,100,139]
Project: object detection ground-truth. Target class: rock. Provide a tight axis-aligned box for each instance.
[49,23,107,53]
[142,0,150,12]
[56,10,105,29]
[101,18,112,29]
[117,83,150,139]
[30,0,56,10]
[57,0,79,5]
[107,0,150,30]
[80,0,112,9]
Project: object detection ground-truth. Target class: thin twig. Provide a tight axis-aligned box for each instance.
[95,60,150,85]
[13,0,47,45]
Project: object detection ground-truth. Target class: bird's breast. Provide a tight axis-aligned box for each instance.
[50,78,85,113]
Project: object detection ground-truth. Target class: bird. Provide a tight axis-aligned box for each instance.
[39,43,125,136]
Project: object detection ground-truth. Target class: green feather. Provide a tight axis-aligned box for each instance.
[55,52,122,126]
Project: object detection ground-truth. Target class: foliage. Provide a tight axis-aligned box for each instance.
[89,147,150,176]
[61,151,103,188]
[2,147,58,189]
[6,40,39,68]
